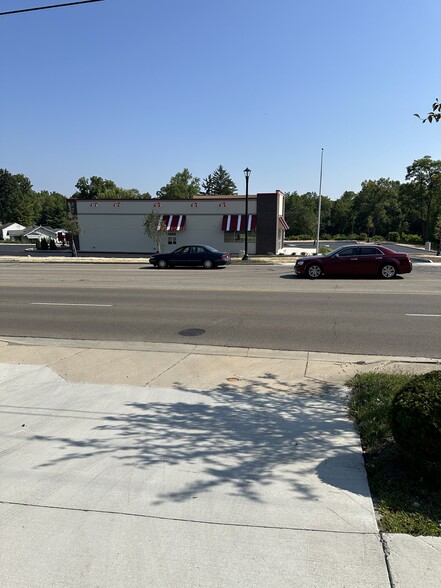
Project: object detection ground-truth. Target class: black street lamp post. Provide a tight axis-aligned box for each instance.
[242,167,251,260]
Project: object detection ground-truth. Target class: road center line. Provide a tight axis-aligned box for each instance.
[31,303,112,307]
[406,313,441,317]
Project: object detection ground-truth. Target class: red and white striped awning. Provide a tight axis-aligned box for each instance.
[222,214,257,232]
[279,216,289,230]
[157,214,186,231]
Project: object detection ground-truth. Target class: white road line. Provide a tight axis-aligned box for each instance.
[406,313,441,317]
[31,303,112,307]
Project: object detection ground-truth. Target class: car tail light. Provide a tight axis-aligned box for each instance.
[221,254,229,259]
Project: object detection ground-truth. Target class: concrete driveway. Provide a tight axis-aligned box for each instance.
[0,355,391,587]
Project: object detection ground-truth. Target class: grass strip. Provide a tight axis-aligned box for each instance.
[347,372,441,536]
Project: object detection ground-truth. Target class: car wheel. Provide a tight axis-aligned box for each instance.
[157,259,168,269]
[380,264,397,279]
[203,259,213,269]
[306,264,323,279]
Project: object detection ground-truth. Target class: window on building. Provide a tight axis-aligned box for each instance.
[224,231,256,243]
[168,232,177,245]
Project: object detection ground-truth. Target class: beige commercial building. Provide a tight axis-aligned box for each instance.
[72,191,288,255]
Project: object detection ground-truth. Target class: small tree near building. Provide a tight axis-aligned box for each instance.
[143,211,168,253]
[64,207,81,257]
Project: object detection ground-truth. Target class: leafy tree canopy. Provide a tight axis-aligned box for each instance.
[156,168,200,199]
[73,176,151,200]
[0,169,34,226]
[143,211,167,253]
[202,165,237,195]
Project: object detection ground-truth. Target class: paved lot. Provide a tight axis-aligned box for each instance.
[1,338,440,587]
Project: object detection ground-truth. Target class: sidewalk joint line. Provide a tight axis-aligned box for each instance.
[304,351,309,377]
[379,531,396,588]
[145,352,192,386]
[0,499,380,536]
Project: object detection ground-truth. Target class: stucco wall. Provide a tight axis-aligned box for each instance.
[75,198,260,254]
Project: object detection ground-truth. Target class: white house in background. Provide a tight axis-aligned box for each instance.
[0,222,26,240]
[8,225,60,243]
[71,191,289,255]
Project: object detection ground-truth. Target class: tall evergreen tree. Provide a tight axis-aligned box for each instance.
[202,165,237,195]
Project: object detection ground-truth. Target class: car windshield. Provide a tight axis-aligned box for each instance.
[325,247,343,257]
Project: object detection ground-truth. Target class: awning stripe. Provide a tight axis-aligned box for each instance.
[222,214,257,232]
[279,216,289,230]
[157,214,186,231]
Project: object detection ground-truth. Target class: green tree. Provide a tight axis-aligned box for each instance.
[202,165,237,195]
[405,156,441,243]
[156,169,200,199]
[284,192,318,237]
[0,169,35,225]
[64,209,81,257]
[35,191,69,227]
[353,178,402,238]
[73,176,151,199]
[143,211,167,253]
[329,191,356,235]
[434,216,441,253]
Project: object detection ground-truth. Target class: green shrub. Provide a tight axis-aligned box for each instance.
[49,239,57,250]
[388,231,400,242]
[390,371,441,463]
[400,233,422,245]
[35,240,41,250]
[40,238,48,250]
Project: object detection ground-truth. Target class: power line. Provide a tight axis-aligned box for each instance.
[0,0,106,16]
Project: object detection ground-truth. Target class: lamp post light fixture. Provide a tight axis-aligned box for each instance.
[242,167,251,260]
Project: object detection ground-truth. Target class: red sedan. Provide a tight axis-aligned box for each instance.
[294,245,413,279]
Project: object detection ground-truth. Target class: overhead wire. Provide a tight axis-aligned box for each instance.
[0,0,106,16]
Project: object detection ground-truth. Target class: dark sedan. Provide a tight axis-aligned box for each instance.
[294,245,413,279]
[149,245,231,269]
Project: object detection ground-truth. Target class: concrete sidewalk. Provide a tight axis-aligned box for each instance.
[0,337,440,587]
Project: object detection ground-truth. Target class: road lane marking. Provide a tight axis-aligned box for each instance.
[406,313,441,317]
[31,303,112,307]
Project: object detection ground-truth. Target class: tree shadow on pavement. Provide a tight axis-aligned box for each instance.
[30,375,368,503]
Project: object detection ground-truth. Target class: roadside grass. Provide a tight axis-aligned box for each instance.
[347,372,441,536]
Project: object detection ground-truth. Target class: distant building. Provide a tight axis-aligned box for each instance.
[7,225,61,243]
[71,191,289,255]
[0,222,26,240]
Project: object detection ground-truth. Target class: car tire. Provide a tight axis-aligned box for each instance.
[157,259,168,269]
[306,264,323,279]
[380,263,397,279]
[203,259,213,269]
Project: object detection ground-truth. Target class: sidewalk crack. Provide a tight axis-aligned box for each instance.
[145,353,191,386]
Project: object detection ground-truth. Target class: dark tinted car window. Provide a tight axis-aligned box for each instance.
[359,247,382,255]
[192,246,205,254]
[338,247,360,257]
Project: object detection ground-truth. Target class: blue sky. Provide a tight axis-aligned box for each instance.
[1,0,440,199]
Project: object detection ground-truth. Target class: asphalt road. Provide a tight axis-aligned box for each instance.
[0,262,440,357]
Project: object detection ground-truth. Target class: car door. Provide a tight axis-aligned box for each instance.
[357,247,384,275]
[188,246,205,267]
[168,246,191,267]
[325,247,362,275]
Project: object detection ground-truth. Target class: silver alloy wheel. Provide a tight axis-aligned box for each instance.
[307,264,322,279]
[158,259,168,269]
[203,259,213,269]
[306,263,323,280]
[381,264,397,279]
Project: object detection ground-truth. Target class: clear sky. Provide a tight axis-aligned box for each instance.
[1,0,440,199]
